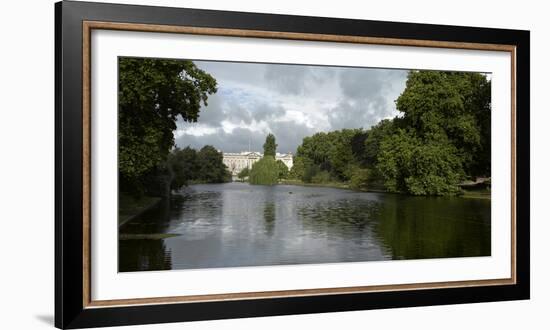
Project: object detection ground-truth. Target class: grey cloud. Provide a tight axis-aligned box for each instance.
[175,120,316,154]
[181,89,287,129]
[194,61,267,87]
[175,60,408,154]
[338,67,407,101]
[327,99,386,131]
[269,121,316,154]
[176,128,267,153]
[328,68,407,130]
[192,92,226,126]
[264,65,311,95]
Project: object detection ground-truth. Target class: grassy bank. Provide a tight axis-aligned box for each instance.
[118,193,161,227]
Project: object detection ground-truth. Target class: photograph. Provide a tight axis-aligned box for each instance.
[50,1,532,327]
[117,57,492,272]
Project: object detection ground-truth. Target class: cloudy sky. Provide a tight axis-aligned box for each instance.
[174,60,408,154]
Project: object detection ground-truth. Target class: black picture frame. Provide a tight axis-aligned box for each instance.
[55,1,530,328]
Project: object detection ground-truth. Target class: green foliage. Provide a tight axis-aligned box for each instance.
[263,133,277,157]
[364,119,395,166]
[366,70,491,195]
[118,57,217,194]
[288,156,306,180]
[276,160,289,179]
[302,161,320,183]
[249,156,279,185]
[286,71,490,196]
[396,71,491,177]
[349,167,370,191]
[237,167,250,181]
[296,129,364,181]
[376,129,463,195]
[168,146,199,190]
[311,170,332,184]
[166,145,230,190]
[196,146,232,183]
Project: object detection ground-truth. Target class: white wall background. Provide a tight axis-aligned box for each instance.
[0,0,546,329]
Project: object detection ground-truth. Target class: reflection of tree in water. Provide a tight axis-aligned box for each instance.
[119,238,172,272]
[263,202,276,236]
[298,195,491,261]
[298,198,375,240]
[119,195,184,272]
[369,195,491,260]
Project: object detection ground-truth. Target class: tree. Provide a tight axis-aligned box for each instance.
[288,156,306,180]
[263,133,277,157]
[362,71,491,196]
[196,145,231,183]
[349,167,370,191]
[168,146,199,190]
[276,160,289,180]
[295,129,364,181]
[249,156,279,185]
[376,129,463,195]
[249,135,281,185]
[327,129,360,180]
[296,133,331,170]
[396,71,491,177]
[364,119,395,166]
[118,58,217,194]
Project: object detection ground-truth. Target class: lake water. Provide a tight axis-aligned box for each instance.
[119,182,491,272]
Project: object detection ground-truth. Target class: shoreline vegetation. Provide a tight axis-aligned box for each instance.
[118,193,161,227]
[118,58,492,216]
[254,179,491,199]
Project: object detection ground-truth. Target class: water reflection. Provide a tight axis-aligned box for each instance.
[370,195,491,260]
[119,238,172,272]
[263,202,276,237]
[119,183,490,272]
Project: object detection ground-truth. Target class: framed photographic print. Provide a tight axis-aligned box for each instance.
[55,0,530,328]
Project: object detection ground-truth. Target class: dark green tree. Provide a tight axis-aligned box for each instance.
[296,129,364,181]
[168,146,199,190]
[263,133,277,157]
[327,129,360,180]
[376,129,463,195]
[288,156,306,180]
[364,119,395,166]
[118,57,217,194]
[396,71,491,177]
[296,132,331,171]
[196,145,231,183]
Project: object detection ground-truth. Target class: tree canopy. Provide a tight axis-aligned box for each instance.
[249,156,279,185]
[250,134,280,185]
[373,71,490,195]
[263,133,277,157]
[295,129,365,183]
[168,145,230,190]
[118,58,217,195]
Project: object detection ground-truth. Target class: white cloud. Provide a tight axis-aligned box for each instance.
[175,60,408,153]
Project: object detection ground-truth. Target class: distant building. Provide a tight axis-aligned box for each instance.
[222,151,293,175]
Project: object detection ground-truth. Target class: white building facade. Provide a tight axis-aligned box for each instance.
[223,151,293,176]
